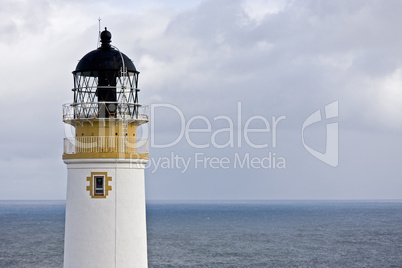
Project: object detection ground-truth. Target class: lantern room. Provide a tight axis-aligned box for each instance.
[62,27,149,159]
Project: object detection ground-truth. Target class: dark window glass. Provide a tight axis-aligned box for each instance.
[94,176,104,196]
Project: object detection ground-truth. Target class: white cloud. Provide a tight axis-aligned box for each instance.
[242,0,293,25]
[372,69,402,129]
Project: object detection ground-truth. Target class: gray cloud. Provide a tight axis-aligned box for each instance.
[1,0,401,200]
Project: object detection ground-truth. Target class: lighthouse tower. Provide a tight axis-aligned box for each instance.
[62,28,149,268]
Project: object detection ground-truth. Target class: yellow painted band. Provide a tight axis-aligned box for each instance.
[62,153,149,160]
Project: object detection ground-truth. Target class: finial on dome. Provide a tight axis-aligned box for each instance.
[100,27,112,48]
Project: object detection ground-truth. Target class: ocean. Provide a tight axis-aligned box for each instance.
[0,200,402,267]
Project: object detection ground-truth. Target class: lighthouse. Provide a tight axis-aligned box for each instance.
[62,28,149,268]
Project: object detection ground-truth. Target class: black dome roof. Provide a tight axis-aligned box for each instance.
[73,28,138,74]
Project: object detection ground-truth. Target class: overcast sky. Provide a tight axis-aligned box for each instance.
[1,0,401,200]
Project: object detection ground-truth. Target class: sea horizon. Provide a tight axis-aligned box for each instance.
[2,200,402,267]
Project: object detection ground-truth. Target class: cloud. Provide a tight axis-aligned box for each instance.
[1,0,402,200]
[135,0,402,131]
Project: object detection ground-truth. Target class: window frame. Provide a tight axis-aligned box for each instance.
[86,172,112,198]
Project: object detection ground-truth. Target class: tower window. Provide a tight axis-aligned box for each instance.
[86,172,112,198]
[94,176,105,196]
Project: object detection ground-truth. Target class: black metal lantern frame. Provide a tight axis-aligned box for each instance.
[63,28,148,124]
[71,67,141,119]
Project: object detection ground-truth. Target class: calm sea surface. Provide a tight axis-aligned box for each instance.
[0,200,402,267]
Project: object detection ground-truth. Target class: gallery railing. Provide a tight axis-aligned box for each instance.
[63,136,148,155]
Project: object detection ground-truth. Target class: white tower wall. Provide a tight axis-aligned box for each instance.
[63,159,148,268]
